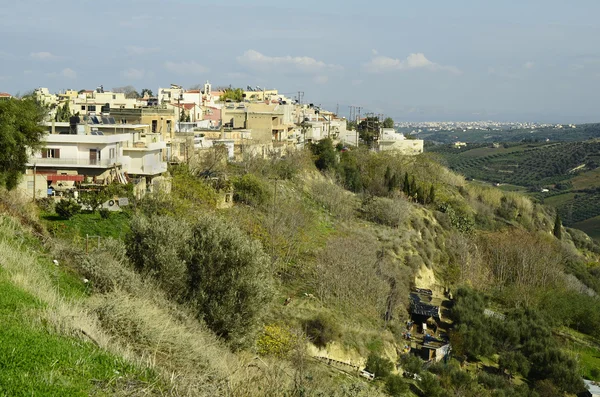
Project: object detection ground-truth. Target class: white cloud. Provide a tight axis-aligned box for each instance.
[121,68,146,80]
[61,68,77,79]
[364,53,461,74]
[125,46,160,56]
[164,61,209,75]
[523,61,535,69]
[236,49,342,73]
[30,51,58,60]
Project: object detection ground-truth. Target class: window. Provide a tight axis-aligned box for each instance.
[27,181,34,189]
[109,148,116,159]
[88,105,96,112]
[41,149,60,158]
[167,120,172,132]
[152,120,157,133]
[81,105,86,110]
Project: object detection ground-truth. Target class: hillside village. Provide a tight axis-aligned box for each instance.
[8,84,423,201]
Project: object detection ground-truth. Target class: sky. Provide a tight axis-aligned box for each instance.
[2,0,600,123]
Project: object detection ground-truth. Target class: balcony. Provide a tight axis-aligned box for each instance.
[28,156,122,168]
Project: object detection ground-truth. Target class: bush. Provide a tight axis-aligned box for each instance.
[256,324,296,358]
[233,174,271,207]
[303,314,340,349]
[98,208,110,219]
[186,215,273,347]
[385,374,408,396]
[361,196,411,228]
[126,215,191,300]
[364,353,394,379]
[55,199,81,219]
[126,214,273,348]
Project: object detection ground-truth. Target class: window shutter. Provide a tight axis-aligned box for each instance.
[55,149,60,159]
[41,150,47,158]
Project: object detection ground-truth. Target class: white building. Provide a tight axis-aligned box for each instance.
[20,125,167,198]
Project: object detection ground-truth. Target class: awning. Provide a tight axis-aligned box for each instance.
[46,175,85,182]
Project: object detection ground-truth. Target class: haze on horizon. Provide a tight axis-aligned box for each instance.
[1,0,599,123]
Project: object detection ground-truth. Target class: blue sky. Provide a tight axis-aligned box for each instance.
[2,0,600,122]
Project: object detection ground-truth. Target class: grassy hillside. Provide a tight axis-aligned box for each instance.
[3,143,600,396]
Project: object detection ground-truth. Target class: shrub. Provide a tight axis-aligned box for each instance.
[98,208,110,219]
[361,196,411,228]
[303,314,340,349]
[126,215,192,300]
[385,374,408,396]
[186,215,273,347]
[36,197,55,212]
[233,174,271,207]
[256,324,296,358]
[55,199,81,219]
[364,353,394,379]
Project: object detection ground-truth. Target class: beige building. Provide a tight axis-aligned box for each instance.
[110,107,177,142]
[222,103,295,143]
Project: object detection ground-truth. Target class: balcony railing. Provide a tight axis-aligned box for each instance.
[30,157,122,167]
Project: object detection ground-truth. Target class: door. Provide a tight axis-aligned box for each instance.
[89,149,98,165]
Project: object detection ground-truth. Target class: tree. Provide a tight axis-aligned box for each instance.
[310,138,337,171]
[365,353,394,379]
[112,85,140,99]
[553,213,562,239]
[383,117,394,128]
[220,88,244,102]
[186,215,273,346]
[403,172,410,196]
[55,101,71,122]
[140,88,153,98]
[0,98,46,189]
[79,189,108,213]
[357,117,381,147]
[428,185,436,204]
[55,199,82,219]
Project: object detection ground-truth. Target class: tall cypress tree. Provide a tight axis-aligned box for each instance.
[403,172,410,196]
[553,213,562,239]
[428,185,436,204]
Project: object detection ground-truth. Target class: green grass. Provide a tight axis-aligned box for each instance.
[0,270,158,396]
[571,167,600,190]
[573,215,600,241]
[41,211,131,240]
[543,193,577,207]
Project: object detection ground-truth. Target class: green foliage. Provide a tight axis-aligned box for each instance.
[438,202,474,234]
[399,353,423,375]
[54,100,71,122]
[303,314,340,349]
[55,199,82,219]
[79,189,108,212]
[384,374,407,396]
[256,324,297,357]
[364,353,394,379]
[418,372,444,397]
[98,208,110,219]
[233,173,271,207]
[553,213,562,239]
[451,287,584,394]
[127,214,273,347]
[186,215,273,346]
[310,138,337,171]
[0,98,46,189]
[140,88,153,97]
[357,117,381,146]
[382,117,394,129]
[220,87,244,102]
[361,196,411,228]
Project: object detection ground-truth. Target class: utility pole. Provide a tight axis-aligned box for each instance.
[32,163,36,201]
